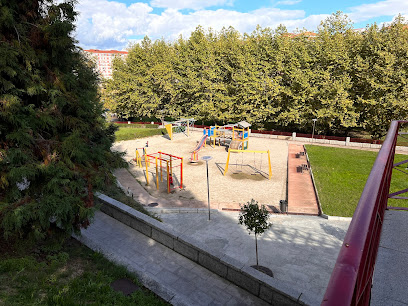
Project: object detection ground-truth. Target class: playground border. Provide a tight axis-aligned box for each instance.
[95,192,320,306]
[188,127,408,152]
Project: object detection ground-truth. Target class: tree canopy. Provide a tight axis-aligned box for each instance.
[0,0,125,239]
[104,13,408,138]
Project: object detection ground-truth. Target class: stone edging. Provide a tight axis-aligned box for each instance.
[320,214,353,221]
[146,207,218,214]
[96,193,320,305]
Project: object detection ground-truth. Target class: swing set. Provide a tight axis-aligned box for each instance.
[143,152,183,193]
[223,149,272,179]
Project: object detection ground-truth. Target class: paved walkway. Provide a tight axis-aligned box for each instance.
[76,211,269,306]
[372,210,408,305]
[156,211,351,301]
[287,144,319,215]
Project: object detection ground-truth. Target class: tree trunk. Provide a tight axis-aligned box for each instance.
[255,233,258,266]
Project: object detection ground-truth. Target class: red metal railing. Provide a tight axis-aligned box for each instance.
[322,120,406,305]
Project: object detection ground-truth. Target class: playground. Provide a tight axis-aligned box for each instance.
[113,127,289,211]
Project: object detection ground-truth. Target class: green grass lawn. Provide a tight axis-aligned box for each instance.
[114,123,167,141]
[306,145,408,217]
[0,237,167,305]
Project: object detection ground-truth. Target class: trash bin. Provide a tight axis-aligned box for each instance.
[280,200,288,213]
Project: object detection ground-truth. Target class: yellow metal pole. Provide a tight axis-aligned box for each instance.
[145,154,149,185]
[155,157,159,189]
[224,149,231,176]
[267,150,272,179]
[135,150,141,167]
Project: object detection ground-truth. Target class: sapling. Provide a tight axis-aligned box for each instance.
[238,199,271,267]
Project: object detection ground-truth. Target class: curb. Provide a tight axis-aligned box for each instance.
[320,214,352,221]
[146,207,218,214]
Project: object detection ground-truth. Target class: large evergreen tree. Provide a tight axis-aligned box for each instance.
[0,0,125,239]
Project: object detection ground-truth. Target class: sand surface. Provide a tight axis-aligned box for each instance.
[113,130,289,210]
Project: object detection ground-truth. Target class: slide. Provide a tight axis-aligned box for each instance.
[191,135,208,162]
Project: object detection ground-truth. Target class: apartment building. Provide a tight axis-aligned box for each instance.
[84,49,128,79]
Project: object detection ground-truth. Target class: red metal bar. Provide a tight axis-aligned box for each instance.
[180,157,183,188]
[322,120,405,306]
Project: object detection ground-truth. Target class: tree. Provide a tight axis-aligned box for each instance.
[238,199,271,267]
[0,0,125,240]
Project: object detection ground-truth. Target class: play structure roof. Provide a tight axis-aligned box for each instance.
[237,121,251,128]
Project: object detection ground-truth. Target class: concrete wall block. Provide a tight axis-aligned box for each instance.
[198,253,227,278]
[329,140,341,145]
[152,228,174,249]
[226,267,260,296]
[221,254,245,270]
[271,290,302,306]
[100,203,115,217]
[180,234,224,259]
[397,145,408,152]
[259,285,301,306]
[174,239,198,262]
[130,218,152,237]
[259,285,274,304]
[116,212,132,227]
[110,206,123,222]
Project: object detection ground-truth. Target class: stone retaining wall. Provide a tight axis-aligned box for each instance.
[96,193,319,305]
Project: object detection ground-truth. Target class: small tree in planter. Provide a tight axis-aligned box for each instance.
[239,199,272,275]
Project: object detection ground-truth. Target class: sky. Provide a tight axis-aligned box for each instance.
[73,0,408,50]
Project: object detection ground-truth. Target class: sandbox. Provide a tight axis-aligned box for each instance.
[112,130,289,210]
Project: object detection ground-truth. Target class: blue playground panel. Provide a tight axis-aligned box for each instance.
[203,128,248,139]
[203,127,215,136]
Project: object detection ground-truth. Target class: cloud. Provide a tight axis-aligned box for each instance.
[276,0,302,6]
[347,0,408,23]
[72,0,329,50]
[146,7,306,40]
[149,0,234,10]
[75,0,153,49]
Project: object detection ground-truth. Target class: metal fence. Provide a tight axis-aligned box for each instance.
[322,120,407,305]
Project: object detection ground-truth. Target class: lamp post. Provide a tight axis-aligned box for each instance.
[202,156,213,220]
[312,119,317,142]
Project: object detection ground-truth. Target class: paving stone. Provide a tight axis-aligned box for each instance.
[175,266,199,281]
[156,269,180,285]
[207,286,233,304]
[188,290,215,306]
[170,278,196,296]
